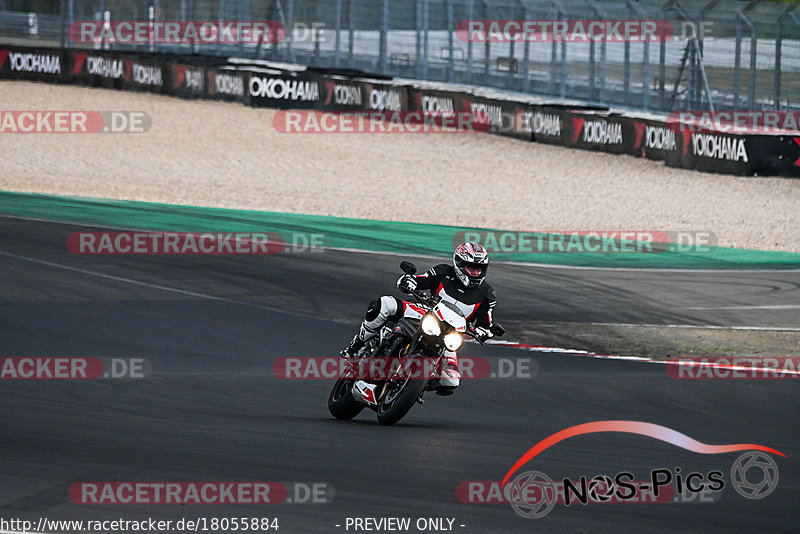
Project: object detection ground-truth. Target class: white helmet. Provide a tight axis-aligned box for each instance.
[453,242,489,288]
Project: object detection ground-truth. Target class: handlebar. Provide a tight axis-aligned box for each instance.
[404,286,483,340]
[406,286,439,309]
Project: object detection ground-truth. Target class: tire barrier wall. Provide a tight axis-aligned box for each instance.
[2,44,798,178]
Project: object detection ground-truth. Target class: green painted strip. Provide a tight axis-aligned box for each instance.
[1,191,799,269]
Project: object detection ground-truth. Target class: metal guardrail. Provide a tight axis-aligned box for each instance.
[1,0,798,112]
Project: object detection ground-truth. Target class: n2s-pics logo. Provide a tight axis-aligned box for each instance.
[481,420,783,519]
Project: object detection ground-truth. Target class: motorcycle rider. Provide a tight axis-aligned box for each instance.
[341,242,497,395]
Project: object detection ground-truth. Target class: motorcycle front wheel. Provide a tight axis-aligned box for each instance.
[376,369,428,426]
[328,377,365,420]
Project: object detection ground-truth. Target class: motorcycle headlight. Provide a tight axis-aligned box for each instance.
[421,313,441,336]
[443,332,463,351]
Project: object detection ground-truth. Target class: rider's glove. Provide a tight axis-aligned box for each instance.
[397,274,418,294]
[473,327,494,344]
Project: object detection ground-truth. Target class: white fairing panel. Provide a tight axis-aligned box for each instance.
[433,301,467,332]
[436,287,478,321]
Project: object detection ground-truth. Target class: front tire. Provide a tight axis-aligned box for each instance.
[376,374,428,426]
[328,378,364,420]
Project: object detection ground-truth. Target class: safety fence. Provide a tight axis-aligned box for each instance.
[1,0,799,113]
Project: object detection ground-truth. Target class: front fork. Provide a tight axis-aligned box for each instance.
[377,332,447,404]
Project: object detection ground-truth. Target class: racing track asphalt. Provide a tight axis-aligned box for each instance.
[0,216,798,533]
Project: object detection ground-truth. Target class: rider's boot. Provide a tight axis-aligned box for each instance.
[340,324,377,358]
[342,297,396,357]
[340,333,366,358]
[433,353,461,396]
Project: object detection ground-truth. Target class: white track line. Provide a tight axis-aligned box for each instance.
[318,245,800,273]
[526,322,800,332]
[487,340,800,375]
[2,246,796,333]
[0,250,347,324]
[2,232,798,375]
[2,213,800,273]
[685,305,800,310]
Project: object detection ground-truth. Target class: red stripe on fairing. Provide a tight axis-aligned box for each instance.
[436,309,445,321]
[403,302,426,316]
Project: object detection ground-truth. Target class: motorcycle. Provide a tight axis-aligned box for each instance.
[328,261,504,426]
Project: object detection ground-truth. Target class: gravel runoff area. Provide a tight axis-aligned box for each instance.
[1,81,800,253]
[2,81,799,358]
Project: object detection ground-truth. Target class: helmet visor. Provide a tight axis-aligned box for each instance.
[463,263,487,278]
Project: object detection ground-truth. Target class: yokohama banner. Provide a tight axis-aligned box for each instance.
[70,50,126,89]
[0,46,66,83]
[630,116,798,176]
[205,67,247,102]
[409,88,463,119]
[459,95,534,140]
[1,43,798,177]
[361,81,410,112]
[120,56,170,94]
[169,62,206,99]
[564,110,635,155]
[630,117,683,162]
[743,135,800,177]
[247,70,322,109]
[530,106,568,145]
[674,131,787,176]
[318,77,369,111]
